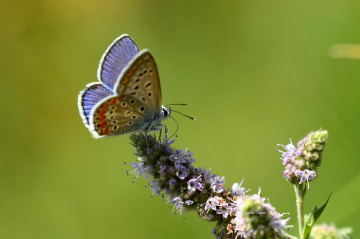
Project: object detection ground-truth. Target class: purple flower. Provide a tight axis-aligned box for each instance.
[169,178,176,187]
[187,176,203,194]
[296,169,316,190]
[229,189,292,238]
[216,202,231,218]
[205,196,220,212]
[150,180,161,196]
[165,146,173,154]
[157,162,167,175]
[209,176,225,193]
[277,130,327,188]
[176,168,188,180]
[131,161,144,176]
[171,197,184,215]
[170,148,193,169]
[129,132,291,239]
[130,161,152,180]
[231,179,246,196]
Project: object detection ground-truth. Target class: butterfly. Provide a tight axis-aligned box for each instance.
[78,34,171,139]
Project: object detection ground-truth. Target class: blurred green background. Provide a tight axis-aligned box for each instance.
[1,0,359,238]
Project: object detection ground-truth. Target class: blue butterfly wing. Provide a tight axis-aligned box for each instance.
[88,50,164,138]
[97,34,140,90]
[78,83,113,127]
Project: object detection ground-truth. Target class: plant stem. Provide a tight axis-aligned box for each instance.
[294,184,306,239]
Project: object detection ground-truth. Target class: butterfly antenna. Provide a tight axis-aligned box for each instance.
[166,103,196,120]
[171,110,196,121]
[169,116,179,139]
[166,103,188,106]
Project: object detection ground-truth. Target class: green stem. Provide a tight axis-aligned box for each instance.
[294,184,306,239]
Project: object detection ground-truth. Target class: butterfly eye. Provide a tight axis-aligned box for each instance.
[121,102,127,107]
[135,78,140,83]
[148,92,152,97]
[149,69,153,73]
[132,115,137,119]
[140,106,145,112]
[130,99,136,104]
[134,86,139,90]
[128,121,133,125]
[163,108,168,117]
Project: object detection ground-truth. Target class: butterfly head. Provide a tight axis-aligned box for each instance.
[161,105,171,120]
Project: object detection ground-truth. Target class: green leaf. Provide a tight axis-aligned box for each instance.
[302,194,331,239]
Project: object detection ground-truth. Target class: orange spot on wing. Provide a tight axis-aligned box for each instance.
[99,109,105,115]
[123,78,129,85]
[128,71,134,77]
[110,98,116,104]
[132,66,138,71]
[99,122,107,128]
[102,104,108,110]
[102,128,109,135]
[99,115,106,121]
[119,95,124,99]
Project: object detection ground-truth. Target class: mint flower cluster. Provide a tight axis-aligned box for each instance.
[310,223,353,239]
[128,131,291,239]
[219,189,292,239]
[277,130,328,189]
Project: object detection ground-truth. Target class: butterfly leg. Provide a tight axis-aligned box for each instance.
[164,125,168,142]
[158,128,162,142]
[157,125,167,143]
[152,124,166,132]
[144,130,148,145]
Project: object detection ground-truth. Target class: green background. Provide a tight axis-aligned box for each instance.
[1,0,359,238]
